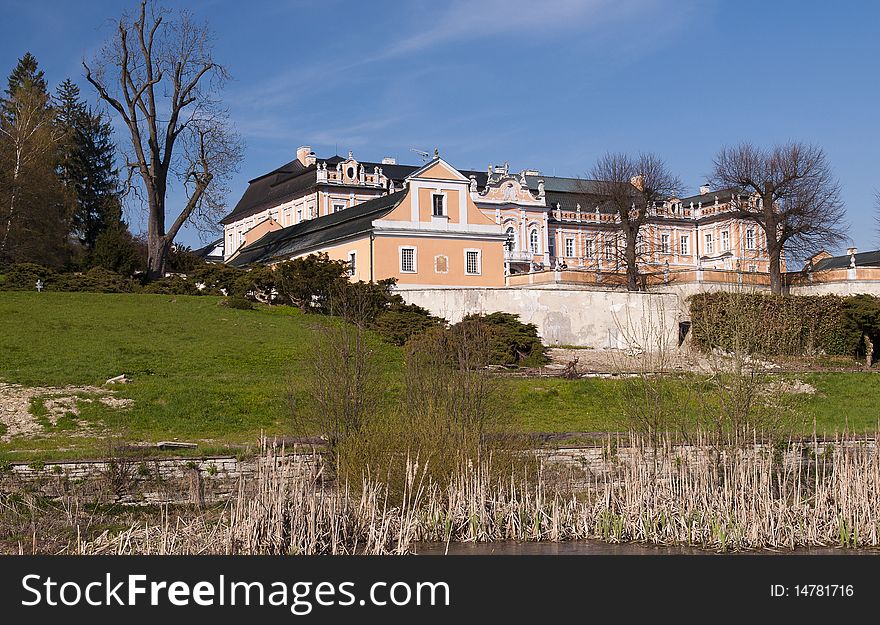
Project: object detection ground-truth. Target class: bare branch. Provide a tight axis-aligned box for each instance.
[83,0,242,279]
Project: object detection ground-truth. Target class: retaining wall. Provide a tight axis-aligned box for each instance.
[399,287,683,349]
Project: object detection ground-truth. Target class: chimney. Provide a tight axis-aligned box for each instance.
[699,185,710,195]
[381,157,397,165]
[296,145,316,166]
[847,247,858,256]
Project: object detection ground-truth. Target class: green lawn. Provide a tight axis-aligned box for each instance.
[0,292,402,459]
[501,374,880,436]
[0,292,878,461]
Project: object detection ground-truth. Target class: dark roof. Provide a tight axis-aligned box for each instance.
[221,155,491,226]
[524,175,604,195]
[674,188,741,206]
[544,191,616,215]
[228,190,406,267]
[810,249,880,272]
[192,238,223,261]
[221,162,318,225]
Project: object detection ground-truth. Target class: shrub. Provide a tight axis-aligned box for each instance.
[371,301,443,346]
[456,312,548,367]
[689,292,880,359]
[274,253,348,312]
[189,264,244,296]
[55,267,136,293]
[231,265,277,301]
[1,263,56,290]
[141,275,199,295]
[219,296,255,310]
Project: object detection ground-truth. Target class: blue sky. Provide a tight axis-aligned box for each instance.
[2,0,878,254]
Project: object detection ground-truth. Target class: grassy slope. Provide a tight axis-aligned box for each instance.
[0,292,402,459]
[0,292,878,460]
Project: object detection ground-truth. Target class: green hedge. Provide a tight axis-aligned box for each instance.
[688,292,880,358]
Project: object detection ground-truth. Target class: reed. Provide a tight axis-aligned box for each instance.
[64,432,880,554]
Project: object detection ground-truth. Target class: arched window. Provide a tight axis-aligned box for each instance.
[505,226,517,251]
[530,229,540,254]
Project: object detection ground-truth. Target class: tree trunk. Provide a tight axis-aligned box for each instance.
[146,235,169,280]
[625,232,639,291]
[145,188,168,280]
[768,246,783,295]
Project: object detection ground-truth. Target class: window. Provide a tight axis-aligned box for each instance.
[660,234,670,254]
[680,235,689,255]
[346,166,355,179]
[529,229,539,254]
[705,233,714,254]
[432,194,445,217]
[400,247,416,273]
[565,238,574,257]
[604,240,614,260]
[347,252,356,276]
[585,239,594,259]
[721,230,730,252]
[636,234,645,255]
[748,264,757,273]
[296,209,302,223]
[745,228,755,250]
[333,203,345,213]
[465,249,481,275]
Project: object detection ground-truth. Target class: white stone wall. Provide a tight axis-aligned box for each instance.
[790,281,880,297]
[398,287,684,349]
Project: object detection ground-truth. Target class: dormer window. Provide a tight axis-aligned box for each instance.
[346,166,355,179]
[432,194,445,217]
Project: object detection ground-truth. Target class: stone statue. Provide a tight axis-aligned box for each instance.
[469,175,477,193]
[850,253,857,269]
[537,179,545,197]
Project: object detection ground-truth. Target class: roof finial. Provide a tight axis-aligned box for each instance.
[433,147,439,159]
[348,150,353,160]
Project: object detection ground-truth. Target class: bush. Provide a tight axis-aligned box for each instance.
[689,292,880,359]
[1,263,56,290]
[274,253,348,311]
[219,297,255,310]
[456,312,548,367]
[55,268,136,293]
[371,301,443,346]
[189,264,245,296]
[141,275,199,295]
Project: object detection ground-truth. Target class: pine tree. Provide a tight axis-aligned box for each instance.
[54,78,125,255]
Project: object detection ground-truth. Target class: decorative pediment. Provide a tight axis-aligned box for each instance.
[476,174,543,206]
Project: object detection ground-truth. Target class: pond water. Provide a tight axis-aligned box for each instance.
[414,540,877,556]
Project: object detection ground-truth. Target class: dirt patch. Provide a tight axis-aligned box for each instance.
[0,382,132,441]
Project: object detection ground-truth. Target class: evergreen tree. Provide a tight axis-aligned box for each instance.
[54,78,125,255]
[0,52,71,267]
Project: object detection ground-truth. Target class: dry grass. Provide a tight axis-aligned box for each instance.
[52,432,880,555]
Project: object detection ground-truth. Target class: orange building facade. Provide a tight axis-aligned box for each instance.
[221,147,777,286]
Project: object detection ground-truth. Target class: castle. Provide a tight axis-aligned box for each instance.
[218,146,774,288]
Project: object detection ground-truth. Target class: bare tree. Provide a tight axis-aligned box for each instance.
[710,142,846,295]
[589,152,682,291]
[83,0,242,279]
[875,190,880,245]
